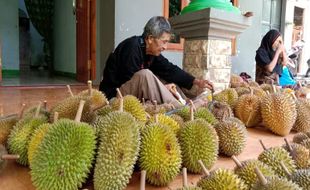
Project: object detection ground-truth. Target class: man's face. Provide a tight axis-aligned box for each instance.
[146,32,171,56]
[272,36,283,51]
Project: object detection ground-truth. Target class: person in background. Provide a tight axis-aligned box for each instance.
[99,16,213,108]
[255,29,288,85]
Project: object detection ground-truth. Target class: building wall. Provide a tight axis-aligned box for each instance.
[19,0,44,67]
[231,0,263,78]
[53,0,76,74]
[0,0,19,70]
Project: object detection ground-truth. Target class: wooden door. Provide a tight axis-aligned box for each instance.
[76,0,96,83]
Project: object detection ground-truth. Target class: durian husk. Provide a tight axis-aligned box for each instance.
[252,176,302,190]
[208,101,234,121]
[149,114,180,134]
[0,114,18,144]
[179,119,218,173]
[258,147,296,177]
[230,74,245,88]
[77,88,109,109]
[213,88,238,108]
[283,143,310,169]
[260,93,297,136]
[197,168,247,190]
[214,118,247,156]
[234,93,262,127]
[290,169,310,189]
[293,133,310,144]
[293,99,310,133]
[0,144,8,173]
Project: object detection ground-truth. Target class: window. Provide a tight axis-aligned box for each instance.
[261,0,282,35]
[163,0,188,51]
[231,0,238,55]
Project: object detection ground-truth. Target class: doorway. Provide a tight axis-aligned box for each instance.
[292,6,304,74]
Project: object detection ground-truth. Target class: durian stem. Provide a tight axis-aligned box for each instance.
[189,100,195,121]
[116,88,124,112]
[266,90,270,95]
[87,80,93,96]
[1,154,20,160]
[43,100,47,110]
[259,139,267,150]
[182,167,188,187]
[154,114,159,124]
[272,85,276,93]
[75,100,85,122]
[53,112,59,123]
[35,102,42,118]
[0,104,3,117]
[284,138,293,153]
[280,161,292,178]
[246,110,253,127]
[254,167,268,185]
[290,92,297,100]
[231,156,243,168]
[140,170,146,190]
[142,98,145,105]
[198,160,210,176]
[66,85,74,97]
[19,103,26,119]
[249,87,254,96]
[153,100,158,114]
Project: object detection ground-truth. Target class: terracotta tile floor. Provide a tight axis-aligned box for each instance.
[0,86,295,190]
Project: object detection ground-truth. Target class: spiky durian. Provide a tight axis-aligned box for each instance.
[77,88,109,109]
[293,99,310,133]
[27,124,50,166]
[94,111,140,190]
[233,159,275,189]
[149,114,180,134]
[175,106,191,121]
[235,87,251,97]
[0,114,18,144]
[139,123,181,186]
[213,88,238,108]
[214,118,247,156]
[283,143,310,169]
[49,96,95,123]
[248,81,260,87]
[22,106,49,119]
[194,107,218,125]
[169,114,184,127]
[300,139,310,150]
[252,176,302,190]
[177,188,202,190]
[0,144,8,173]
[258,147,296,177]
[260,93,297,136]
[30,119,96,190]
[208,101,233,121]
[96,105,113,117]
[197,168,247,190]
[234,92,262,127]
[293,133,309,144]
[111,95,147,123]
[7,116,48,166]
[230,74,244,88]
[179,119,218,173]
[290,169,310,189]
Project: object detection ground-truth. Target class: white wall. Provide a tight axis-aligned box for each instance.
[0,0,19,70]
[231,0,263,78]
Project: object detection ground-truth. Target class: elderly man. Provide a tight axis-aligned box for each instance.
[99,16,213,107]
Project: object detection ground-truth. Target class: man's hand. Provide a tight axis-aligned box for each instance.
[193,79,214,91]
[165,83,180,99]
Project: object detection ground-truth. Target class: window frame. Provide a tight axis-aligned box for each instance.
[163,0,188,51]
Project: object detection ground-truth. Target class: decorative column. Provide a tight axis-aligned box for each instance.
[170,6,251,96]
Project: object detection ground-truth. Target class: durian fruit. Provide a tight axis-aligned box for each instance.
[144,100,174,116]
[27,123,51,166]
[175,106,191,121]
[248,81,260,88]
[230,74,245,88]
[232,156,275,189]
[0,104,26,144]
[0,144,19,174]
[260,83,276,94]
[94,110,140,190]
[293,133,309,144]
[110,92,147,123]
[260,93,297,136]
[293,98,310,133]
[208,101,233,121]
[213,88,238,108]
[252,167,301,190]
[234,89,262,127]
[96,105,113,117]
[197,160,247,190]
[7,103,48,166]
[194,107,218,125]
[77,80,109,109]
[149,114,180,134]
[22,104,49,119]
[179,104,218,173]
[258,140,296,177]
[235,87,251,97]
[300,139,310,150]
[283,139,310,169]
[170,114,184,127]
[280,161,310,189]
[49,95,95,123]
[30,100,96,190]
[139,122,181,186]
[176,168,202,190]
[214,117,247,156]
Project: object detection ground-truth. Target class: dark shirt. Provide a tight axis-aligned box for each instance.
[99,35,195,99]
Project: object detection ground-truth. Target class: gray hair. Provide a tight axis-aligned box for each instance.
[142,16,171,39]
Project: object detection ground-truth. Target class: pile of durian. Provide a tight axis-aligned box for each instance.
[0,78,310,190]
